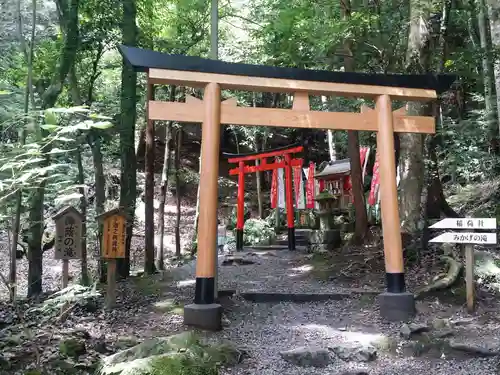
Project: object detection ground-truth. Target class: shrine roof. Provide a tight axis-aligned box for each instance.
[119,45,456,94]
[315,159,351,179]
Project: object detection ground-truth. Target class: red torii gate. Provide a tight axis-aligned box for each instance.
[224,144,304,251]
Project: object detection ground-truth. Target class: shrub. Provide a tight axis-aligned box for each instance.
[242,218,275,246]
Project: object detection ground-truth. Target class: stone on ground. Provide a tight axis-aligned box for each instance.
[279,346,332,367]
[400,323,431,339]
[448,340,500,357]
[330,343,377,362]
[98,331,241,375]
[221,256,256,266]
[59,338,86,358]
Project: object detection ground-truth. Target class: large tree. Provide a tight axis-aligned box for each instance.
[27,0,80,297]
[399,0,433,235]
[117,0,138,278]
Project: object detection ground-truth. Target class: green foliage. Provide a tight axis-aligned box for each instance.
[147,354,218,375]
[99,332,241,375]
[0,107,113,223]
[439,107,499,183]
[264,208,287,228]
[225,206,251,230]
[242,218,275,246]
[29,284,101,318]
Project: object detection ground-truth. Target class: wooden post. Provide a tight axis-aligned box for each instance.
[465,244,475,312]
[194,82,221,304]
[106,259,117,309]
[376,95,415,321]
[62,260,69,288]
[97,209,127,310]
[376,94,415,321]
[376,94,404,290]
[284,153,295,250]
[236,161,245,250]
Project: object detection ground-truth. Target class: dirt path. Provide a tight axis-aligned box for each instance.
[166,248,500,375]
[3,247,500,374]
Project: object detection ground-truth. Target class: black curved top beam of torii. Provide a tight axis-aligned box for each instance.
[118,45,456,94]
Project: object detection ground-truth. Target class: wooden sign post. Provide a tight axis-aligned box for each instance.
[52,207,83,288]
[430,218,497,312]
[97,208,127,309]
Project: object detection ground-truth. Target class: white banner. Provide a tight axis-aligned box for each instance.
[294,168,306,209]
[278,168,286,209]
[314,179,320,209]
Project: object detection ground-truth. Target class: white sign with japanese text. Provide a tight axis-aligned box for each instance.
[429,218,497,230]
[429,232,497,245]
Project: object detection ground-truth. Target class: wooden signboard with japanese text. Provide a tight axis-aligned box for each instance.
[54,207,83,260]
[102,213,127,259]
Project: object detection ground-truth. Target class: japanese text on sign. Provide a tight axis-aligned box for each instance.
[102,213,126,258]
[54,208,82,260]
[430,218,497,230]
[453,233,489,243]
[429,232,497,245]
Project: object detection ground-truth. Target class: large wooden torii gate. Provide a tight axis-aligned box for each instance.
[119,45,456,331]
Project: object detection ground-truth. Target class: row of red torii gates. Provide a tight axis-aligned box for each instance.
[224,144,304,251]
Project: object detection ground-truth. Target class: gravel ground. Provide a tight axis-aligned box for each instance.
[169,249,500,375]
[214,299,500,375]
[171,249,380,294]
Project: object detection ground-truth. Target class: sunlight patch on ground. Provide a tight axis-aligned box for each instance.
[288,264,314,278]
[292,323,386,345]
[177,279,196,287]
[153,298,184,315]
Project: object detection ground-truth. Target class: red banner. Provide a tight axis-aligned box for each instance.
[306,162,315,209]
[368,153,380,206]
[271,168,278,209]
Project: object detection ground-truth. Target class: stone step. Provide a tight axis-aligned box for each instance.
[275,239,309,246]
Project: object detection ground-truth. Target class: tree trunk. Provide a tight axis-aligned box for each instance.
[487,0,500,126]
[340,0,368,243]
[11,0,35,301]
[118,0,138,278]
[477,0,500,153]
[157,86,176,270]
[144,83,156,275]
[76,146,88,285]
[175,128,183,257]
[400,0,432,234]
[327,130,336,161]
[27,0,80,297]
[158,129,172,267]
[89,132,106,282]
[422,0,459,250]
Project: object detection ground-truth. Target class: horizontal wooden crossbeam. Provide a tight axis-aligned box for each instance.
[148,100,435,134]
[227,146,303,163]
[148,69,437,101]
[229,158,303,175]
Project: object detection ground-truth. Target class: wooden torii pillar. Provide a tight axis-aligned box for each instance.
[119,44,456,331]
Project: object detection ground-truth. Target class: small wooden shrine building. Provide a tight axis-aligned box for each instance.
[314,158,352,210]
